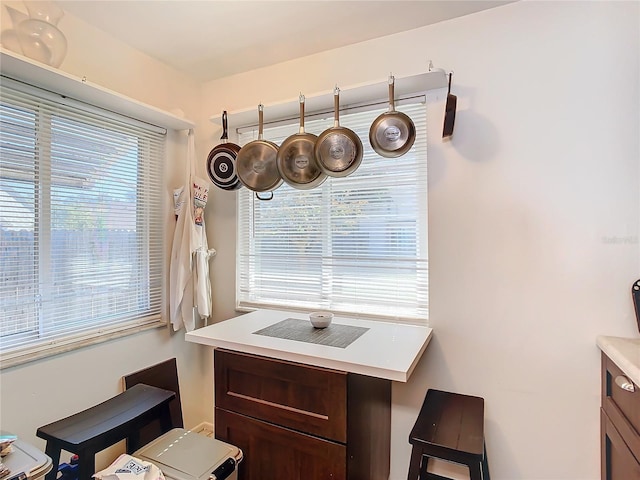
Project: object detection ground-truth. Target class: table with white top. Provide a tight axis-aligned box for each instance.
[185,309,433,480]
[186,308,432,382]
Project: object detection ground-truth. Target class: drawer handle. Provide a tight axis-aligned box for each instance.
[615,375,635,392]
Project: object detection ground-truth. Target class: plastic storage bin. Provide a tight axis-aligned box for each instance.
[2,437,52,480]
[133,428,242,480]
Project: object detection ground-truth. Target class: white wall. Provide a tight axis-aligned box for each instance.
[200,2,640,479]
[0,4,213,470]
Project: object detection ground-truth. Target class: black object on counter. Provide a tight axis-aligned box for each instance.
[633,279,640,333]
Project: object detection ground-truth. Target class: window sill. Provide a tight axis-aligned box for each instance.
[0,318,167,370]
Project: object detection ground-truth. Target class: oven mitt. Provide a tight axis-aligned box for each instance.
[93,454,165,480]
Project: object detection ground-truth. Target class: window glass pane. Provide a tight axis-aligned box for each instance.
[0,102,38,338]
[46,115,146,332]
[0,80,165,367]
[237,101,428,322]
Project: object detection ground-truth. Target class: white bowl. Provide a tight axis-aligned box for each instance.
[309,311,333,328]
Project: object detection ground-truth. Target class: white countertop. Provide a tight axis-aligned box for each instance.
[185,309,433,382]
[597,335,640,386]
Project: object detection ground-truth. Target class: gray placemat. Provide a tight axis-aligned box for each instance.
[253,318,369,349]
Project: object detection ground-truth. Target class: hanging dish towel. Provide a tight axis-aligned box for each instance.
[194,247,216,320]
[169,129,212,332]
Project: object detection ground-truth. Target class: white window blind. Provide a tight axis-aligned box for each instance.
[0,78,166,368]
[237,100,428,323]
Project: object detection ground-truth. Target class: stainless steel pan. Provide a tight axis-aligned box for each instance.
[369,75,416,158]
[236,104,282,200]
[315,86,363,177]
[277,95,327,190]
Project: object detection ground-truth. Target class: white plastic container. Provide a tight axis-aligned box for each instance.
[2,437,52,480]
[133,428,242,480]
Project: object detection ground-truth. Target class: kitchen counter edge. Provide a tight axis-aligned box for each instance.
[596,335,640,386]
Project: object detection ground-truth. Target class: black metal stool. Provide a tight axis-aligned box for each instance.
[37,383,175,480]
[407,389,490,480]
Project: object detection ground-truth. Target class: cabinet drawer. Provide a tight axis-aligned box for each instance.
[602,353,640,461]
[215,349,348,442]
[601,409,640,480]
[216,408,346,480]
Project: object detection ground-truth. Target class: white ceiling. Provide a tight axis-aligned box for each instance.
[55,0,513,82]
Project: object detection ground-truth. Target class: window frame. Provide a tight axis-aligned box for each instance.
[235,98,429,324]
[0,77,167,369]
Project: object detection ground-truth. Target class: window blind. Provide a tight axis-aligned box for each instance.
[0,78,165,367]
[237,101,428,323]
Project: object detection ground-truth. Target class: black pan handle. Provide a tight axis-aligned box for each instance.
[221,111,229,141]
[255,191,273,201]
[632,279,640,333]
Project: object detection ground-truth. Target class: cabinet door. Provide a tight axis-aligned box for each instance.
[215,348,347,442]
[601,409,640,480]
[216,408,347,480]
[602,354,640,442]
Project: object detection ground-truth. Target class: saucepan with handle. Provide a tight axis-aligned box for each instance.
[277,94,327,190]
[314,86,363,177]
[206,111,242,191]
[369,75,416,158]
[236,104,282,200]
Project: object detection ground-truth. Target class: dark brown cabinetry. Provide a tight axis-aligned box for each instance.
[214,348,391,480]
[601,353,640,480]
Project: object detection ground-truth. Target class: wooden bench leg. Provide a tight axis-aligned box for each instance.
[43,443,61,480]
[407,446,424,480]
[482,443,490,480]
[159,402,173,434]
[419,456,429,478]
[469,461,483,480]
[127,430,142,454]
[78,450,96,480]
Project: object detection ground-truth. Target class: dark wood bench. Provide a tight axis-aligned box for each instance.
[36,383,175,480]
[123,358,183,450]
[407,389,490,480]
